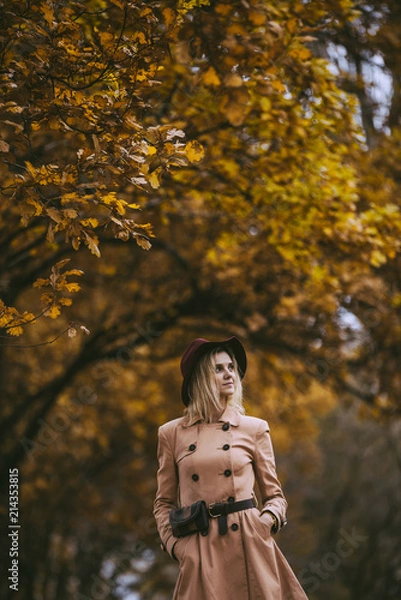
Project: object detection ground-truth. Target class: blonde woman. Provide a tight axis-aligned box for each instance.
[154,336,308,599]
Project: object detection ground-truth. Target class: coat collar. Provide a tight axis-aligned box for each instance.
[219,405,240,426]
[181,404,240,428]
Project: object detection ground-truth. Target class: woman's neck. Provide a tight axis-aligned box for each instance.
[210,401,228,422]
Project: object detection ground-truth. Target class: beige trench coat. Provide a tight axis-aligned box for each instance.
[153,405,308,600]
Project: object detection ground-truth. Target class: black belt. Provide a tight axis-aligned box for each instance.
[208,498,255,535]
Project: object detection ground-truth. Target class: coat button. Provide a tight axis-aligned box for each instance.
[192,474,199,481]
[224,469,232,477]
[222,422,230,431]
[189,444,196,451]
[223,444,230,451]
[231,523,239,531]
[227,496,235,503]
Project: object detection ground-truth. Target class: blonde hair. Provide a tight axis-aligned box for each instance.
[183,346,245,425]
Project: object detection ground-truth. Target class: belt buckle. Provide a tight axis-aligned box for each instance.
[208,502,224,518]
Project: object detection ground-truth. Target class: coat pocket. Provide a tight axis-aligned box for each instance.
[172,534,192,562]
[258,511,274,534]
[175,451,193,464]
[175,442,197,464]
[247,508,272,538]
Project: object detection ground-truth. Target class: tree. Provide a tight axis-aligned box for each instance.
[307,0,401,417]
[0,0,203,336]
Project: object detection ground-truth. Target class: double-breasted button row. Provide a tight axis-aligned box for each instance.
[222,422,230,431]
[222,444,230,451]
[188,443,196,451]
[192,469,232,481]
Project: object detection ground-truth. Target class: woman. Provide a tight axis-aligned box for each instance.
[153,336,308,599]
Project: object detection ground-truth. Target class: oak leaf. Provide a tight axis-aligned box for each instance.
[185,140,204,163]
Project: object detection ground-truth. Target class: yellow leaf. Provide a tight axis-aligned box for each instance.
[132,31,147,45]
[248,10,266,26]
[8,326,23,336]
[25,161,37,178]
[202,67,221,87]
[227,23,247,36]
[114,200,127,215]
[215,3,231,15]
[289,46,311,61]
[98,31,114,46]
[22,311,35,322]
[270,80,286,93]
[81,218,99,228]
[101,192,118,205]
[26,198,43,216]
[63,209,78,219]
[163,7,176,28]
[64,269,84,277]
[0,316,9,328]
[224,101,246,126]
[185,140,204,163]
[63,283,81,293]
[148,168,162,189]
[224,73,243,88]
[260,97,271,113]
[164,142,176,156]
[217,159,239,177]
[33,278,49,288]
[4,102,24,114]
[391,293,401,308]
[59,297,73,306]
[45,304,61,319]
[41,2,55,27]
[40,293,54,305]
[287,18,298,34]
[370,250,387,267]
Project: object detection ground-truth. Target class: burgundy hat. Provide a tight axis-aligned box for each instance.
[180,336,247,406]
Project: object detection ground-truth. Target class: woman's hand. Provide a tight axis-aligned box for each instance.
[171,537,188,562]
[260,511,276,533]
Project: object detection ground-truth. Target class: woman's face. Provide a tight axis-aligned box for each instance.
[213,351,236,401]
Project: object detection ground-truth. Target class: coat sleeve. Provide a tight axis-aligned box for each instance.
[153,425,179,558]
[253,420,288,533]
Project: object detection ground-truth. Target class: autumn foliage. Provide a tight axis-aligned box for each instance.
[1,0,204,333]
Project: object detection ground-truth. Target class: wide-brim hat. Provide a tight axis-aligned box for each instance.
[180,336,247,406]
